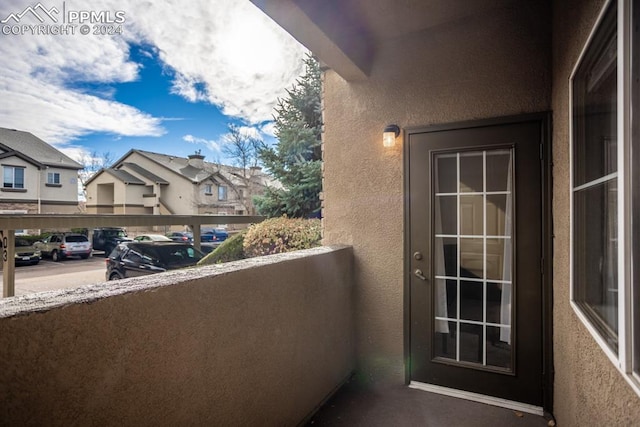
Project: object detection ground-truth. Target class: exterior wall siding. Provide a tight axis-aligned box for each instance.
[40,167,79,202]
[551,0,640,424]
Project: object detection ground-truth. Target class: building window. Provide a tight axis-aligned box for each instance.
[3,166,25,189]
[204,184,212,195]
[218,185,227,201]
[47,172,60,185]
[571,0,640,390]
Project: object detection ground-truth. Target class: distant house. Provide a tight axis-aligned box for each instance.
[0,127,82,215]
[84,149,277,218]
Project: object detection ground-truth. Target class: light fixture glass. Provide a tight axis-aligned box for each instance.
[383,124,400,147]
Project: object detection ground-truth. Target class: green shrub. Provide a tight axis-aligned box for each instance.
[198,230,247,266]
[242,217,321,258]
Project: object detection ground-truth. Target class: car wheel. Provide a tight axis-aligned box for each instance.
[109,272,122,280]
[31,260,39,265]
[103,246,113,257]
[51,250,60,262]
[80,254,90,259]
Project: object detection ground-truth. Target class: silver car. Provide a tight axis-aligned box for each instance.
[34,233,92,261]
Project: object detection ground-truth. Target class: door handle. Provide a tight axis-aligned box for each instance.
[414,269,427,281]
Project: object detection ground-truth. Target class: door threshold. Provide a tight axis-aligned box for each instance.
[409,381,544,416]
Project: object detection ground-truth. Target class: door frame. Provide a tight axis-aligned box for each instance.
[403,113,554,413]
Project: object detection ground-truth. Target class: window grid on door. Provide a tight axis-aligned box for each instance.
[433,149,514,370]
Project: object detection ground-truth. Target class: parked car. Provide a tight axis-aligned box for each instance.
[34,233,92,261]
[14,238,41,266]
[133,234,173,242]
[92,227,132,256]
[166,231,193,243]
[201,228,229,243]
[106,241,205,280]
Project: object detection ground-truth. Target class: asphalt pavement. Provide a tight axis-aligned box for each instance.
[1,254,107,297]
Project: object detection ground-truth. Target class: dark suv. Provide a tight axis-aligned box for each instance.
[92,227,132,256]
[106,241,205,280]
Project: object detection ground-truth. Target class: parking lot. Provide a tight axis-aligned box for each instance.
[2,253,108,297]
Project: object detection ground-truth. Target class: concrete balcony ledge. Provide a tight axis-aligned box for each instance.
[0,245,354,426]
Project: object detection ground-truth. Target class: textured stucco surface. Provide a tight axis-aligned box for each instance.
[551,0,640,425]
[321,4,551,386]
[0,246,354,426]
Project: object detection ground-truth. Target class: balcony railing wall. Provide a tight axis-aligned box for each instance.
[0,245,354,425]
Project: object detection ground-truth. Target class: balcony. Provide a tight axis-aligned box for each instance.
[0,241,552,425]
[142,193,157,208]
[0,246,354,425]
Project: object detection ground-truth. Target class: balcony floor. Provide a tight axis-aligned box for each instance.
[306,378,551,427]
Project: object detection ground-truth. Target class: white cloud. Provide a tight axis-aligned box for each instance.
[122,0,307,123]
[183,134,221,152]
[0,0,306,146]
[260,122,277,138]
[0,0,164,144]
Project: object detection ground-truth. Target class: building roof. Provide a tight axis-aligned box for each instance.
[104,168,146,185]
[0,127,83,169]
[123,149,279,187]
[121,162,169,185]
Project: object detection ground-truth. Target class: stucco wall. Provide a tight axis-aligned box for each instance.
[0,246,354,426]
[551,0,640,424]
[322,4,551,385]
[39,167,79,203]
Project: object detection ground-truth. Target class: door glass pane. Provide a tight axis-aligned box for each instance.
[460,238,483,278]
[435,155,457,193]
[460,195,484,235]
[486,282,511,325]
[460,280,483,322]
[435,196,457,235]
[460,323,483,364]
[486,151,512,191]
[459,152,483,193]
[434,321,457,359]
[434,237,457,276]
[486,195,508,236]
[486,326,512,369]
[432,149,514,372]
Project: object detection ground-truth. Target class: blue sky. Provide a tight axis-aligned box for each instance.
[0,0,307,167]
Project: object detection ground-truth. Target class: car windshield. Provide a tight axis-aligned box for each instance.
[65,235,88,242]
[15,239,31,247]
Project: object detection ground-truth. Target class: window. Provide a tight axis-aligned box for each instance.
[3,166,24,189]
[572,1,618,351]
[204,184,212,195]
[47,172,60,185]
[571,0,640,390]
[218,185,227,201]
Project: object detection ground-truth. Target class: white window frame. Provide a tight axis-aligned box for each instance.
[47,172,60,185]
[569,0,639,395]
[204,184,212,195]
[3,165,25,189]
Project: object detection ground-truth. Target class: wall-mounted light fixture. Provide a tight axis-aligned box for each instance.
[383,124,400,147]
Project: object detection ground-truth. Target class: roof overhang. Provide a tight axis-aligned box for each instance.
[251,0,373,80]
[251,0,526,82]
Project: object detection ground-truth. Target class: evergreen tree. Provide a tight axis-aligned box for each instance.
[254,54,322,218]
